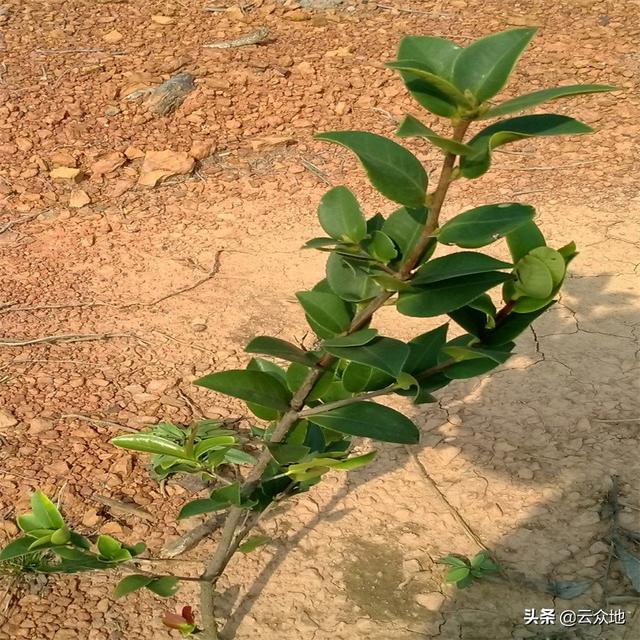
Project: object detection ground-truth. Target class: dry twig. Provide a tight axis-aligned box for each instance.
[60,413,138,433]
[203,26,269,49]
[0,333,147,347]
[91,495,154,521]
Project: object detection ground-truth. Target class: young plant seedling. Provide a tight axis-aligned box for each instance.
[1,28,613,639]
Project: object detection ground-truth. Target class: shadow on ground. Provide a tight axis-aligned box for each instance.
[219,273,640,640]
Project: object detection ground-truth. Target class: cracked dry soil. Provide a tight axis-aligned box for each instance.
[1,0,639,639]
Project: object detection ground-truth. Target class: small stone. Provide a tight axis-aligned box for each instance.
[50,166,82,181]
[517,468,534,480]
[138,169,174,188]
[104,105,121,117]
[151,15,175,24]
[49,150,77,167]
[296,61,314,75]
[146,378,175,394]
[415,592,445,611]
[132,392,160,404]
[69,190,91,209]
[91,151,126,177]
[49,461,69,476]
[103,29,123,43]
[28,417,53,435]
[191,318,207,332]
[124,145,144,160]
[574,511,601,527]
[15,137,33,152]
[0,408,18,428]
[141,149,195,174]
[189,140,214,161]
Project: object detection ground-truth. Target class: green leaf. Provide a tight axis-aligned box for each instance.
[482,84,616,119]
[239,535,272,554]
[195,370,291,411]
[17,513,44,533]
[114,575,153,599]
[442,345,512,364]
[398,272,510,317]
[461,114,593,179]
[448,305,489,337]
[341,362,394,393]
[398,35,462,81]
[317,186,366,243]
[514,255,553,298]
[446,566,471,583]
[388,60,473,117]
[146,576,179,598]
[529,247,565,286]
[326,253,383,302]
[50,527,70,545]
[0,537,35,561]
[506,220,546,261]
[440,554,469,568]
[483,302,554,345]
[31,491,65,530]
[304,237,338,249]
[193,436,237,459]
[382,206,436,265]
[438,203,535,248]
[246,357,287,383]
[440,335,514,379]
[362,231,398,263]
[413,252,512,285]
[267,443,311,465]
[452,28,537,103]
[223,448,257,465]
[177,498,222,519]
[307,402,419,444]
[404,324,449,374]
[245,336,318,366]
[396,115,475,155]
[286,363,334,401]
[296,290,353,338]
[325,337,410,377]
[322,328,378,348]
[315,131,428,208]
[111,434,191,460]
[330,450,377,470]
[97,535,122,560]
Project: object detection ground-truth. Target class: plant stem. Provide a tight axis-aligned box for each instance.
[298,386,396,417]
[197,119,472,637]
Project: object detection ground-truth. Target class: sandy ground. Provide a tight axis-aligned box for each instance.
[1,0,639,638]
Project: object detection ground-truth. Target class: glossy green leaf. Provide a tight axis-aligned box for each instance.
[438,203,535,248]
[442,345,512,364]
[448,305,489,337]
[307,402,419,444]
[285,363,334,401]
[330,450,377,470]
[362,231,398,262]
[111,434,191,459]
[506,220,546,261]
[485,302,554,345]
[317,186,366,243]
[0,537,35,561]
[325,337,410,377]
[322,328,378,348]
[382,206,436,265]
[177,498,222,519]
[304,237,338,249]
[267,443,311,465]
[97,535,123,560]
[514,255,553,298]
[315,131,428,208]
[404,324,449,374]
[461,114,593,178]
[212,482,242,506]
[17,513,44,533]
[398,272,510,317]
[113,575,153,599]
[529,246,565,285]
[239,535,272,554]
[396,114,475,155]
[440,335,513,379]
[245,336,318,366]
[296,290,353,337]
[31,491,65,530]
[195,370,291,411]
[453,28,536,103]
[326,253,382,302]
[146,576,179,598]
[398,35,462,80]
[483,84,616,119]
[50,527,70,545]
[246,357,287,383]
[193,436,237,459]
[446,566,471,583]
[223,448,257,465]
[388,60,472,117]
[413,252,512,285]
[341,361,394,393]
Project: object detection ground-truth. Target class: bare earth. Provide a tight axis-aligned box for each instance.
[1,0,639,639]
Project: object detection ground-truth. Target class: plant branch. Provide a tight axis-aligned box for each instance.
[196,119,473,638]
